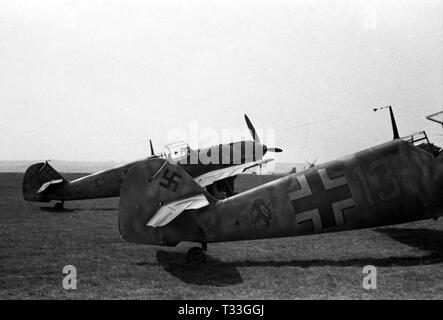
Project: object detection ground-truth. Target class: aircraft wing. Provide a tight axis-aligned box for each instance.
[194,158,273,187]
[146,194,209,227]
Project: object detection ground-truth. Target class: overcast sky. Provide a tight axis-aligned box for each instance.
[1,0,442,164]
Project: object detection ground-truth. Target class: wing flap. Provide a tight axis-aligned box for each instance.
[146,194,209,227]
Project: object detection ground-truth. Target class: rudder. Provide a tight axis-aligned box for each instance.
[22,162,67,202]
[119,158,216,245]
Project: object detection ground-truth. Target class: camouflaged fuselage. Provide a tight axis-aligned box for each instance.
[118,139,443,246]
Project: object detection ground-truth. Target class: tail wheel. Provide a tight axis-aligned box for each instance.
[187,247,206,265]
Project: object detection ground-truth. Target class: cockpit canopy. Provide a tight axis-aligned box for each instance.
[401,131,442,156]
[163,141,191,161]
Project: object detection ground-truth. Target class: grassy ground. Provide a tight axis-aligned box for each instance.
[1,172,442,299]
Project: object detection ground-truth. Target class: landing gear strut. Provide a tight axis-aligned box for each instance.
[187,242,207,265]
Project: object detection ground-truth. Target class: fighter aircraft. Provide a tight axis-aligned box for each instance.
[118,106,443,264]
[22,115,282,209]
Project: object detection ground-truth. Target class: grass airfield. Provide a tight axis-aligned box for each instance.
[1,172,442,299]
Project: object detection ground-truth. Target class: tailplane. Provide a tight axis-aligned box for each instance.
[22,162,68,202]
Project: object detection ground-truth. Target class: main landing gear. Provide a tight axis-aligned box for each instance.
[187,242,207,265]
[54,201,64,211]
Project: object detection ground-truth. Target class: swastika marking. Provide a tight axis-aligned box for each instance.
[158,169,182,192]
[39,163,58,181]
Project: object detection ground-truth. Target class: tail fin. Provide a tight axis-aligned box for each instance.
[118,158,216,245]
[22,162,67,202]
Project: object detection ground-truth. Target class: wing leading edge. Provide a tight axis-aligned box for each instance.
[194,158,273,187]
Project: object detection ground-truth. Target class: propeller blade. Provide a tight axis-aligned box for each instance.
[244,114,261,143]
[149,139,155,156]
[305,156,318,168]
[266,147,283,153]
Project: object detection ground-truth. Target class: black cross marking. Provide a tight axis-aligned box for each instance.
[290,167,353,229]
[159,169,183,192]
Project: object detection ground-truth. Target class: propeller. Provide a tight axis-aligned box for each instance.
[305,156,318,168]
[244,114,283,153]
[149,139,155,156]
[266,147,283,153]
[245,114,261,143]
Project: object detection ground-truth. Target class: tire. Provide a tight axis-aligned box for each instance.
[187,247,206,265]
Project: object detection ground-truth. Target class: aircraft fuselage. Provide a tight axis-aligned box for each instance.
[118,139,443,246]
[23,140,267,203]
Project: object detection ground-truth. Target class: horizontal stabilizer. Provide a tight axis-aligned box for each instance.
[37,179,64,194]
[146,194,209,227]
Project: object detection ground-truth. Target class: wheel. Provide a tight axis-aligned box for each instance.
[187,247,206,265]
[54,202,64,210]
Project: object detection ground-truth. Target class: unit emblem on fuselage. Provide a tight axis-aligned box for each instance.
[249,198,273,228]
